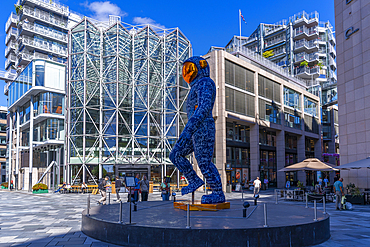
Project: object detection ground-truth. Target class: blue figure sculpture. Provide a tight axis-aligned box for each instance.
[169,56,225,204]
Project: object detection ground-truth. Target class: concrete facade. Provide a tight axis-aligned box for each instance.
[204,50,322,190]
[335,0,370,189]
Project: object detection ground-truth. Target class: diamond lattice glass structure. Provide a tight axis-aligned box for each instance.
[67,18,191,183]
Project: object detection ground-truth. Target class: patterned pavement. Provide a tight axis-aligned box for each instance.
[0,188,369,247]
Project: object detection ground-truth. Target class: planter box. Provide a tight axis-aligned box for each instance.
[1,186,8,189]
[32,189,49,194]
[345,195,365,205]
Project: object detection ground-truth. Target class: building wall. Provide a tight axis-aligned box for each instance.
[205,50,322,189]
[335,0,370,188]
[0,109,7,183]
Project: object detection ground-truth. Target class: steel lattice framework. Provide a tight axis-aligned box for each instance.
[67,18,192,183]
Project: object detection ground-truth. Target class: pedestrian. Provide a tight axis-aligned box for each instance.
[323,177,329,187]
[115,176,122,202]
[318,176,323,187]
[98,176,109,205]
[81,182,87,193]
[333,178,344,210]
[253,177,261,196]
[263,176,269,190]
[140,175,149,201]
[134,174,140,202]
[10,180,14,190]
[161,177,171,201]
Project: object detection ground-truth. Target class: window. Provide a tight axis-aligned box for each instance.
[225,122,250,143]
[0,148,6,157]
[284,87,300,110]
[259,129,276,147]
[285,135,297,150]
[35,64,45,87]
[258,75,280,102]
[0,123,6,132]
[304,96,317,117]
[284,108,301,129]
[259,99,280,124]
[304,115,319,134]
[225,87,255,117]
[322,109,331,124]
[0,136,6,144]
[225,60,254,93]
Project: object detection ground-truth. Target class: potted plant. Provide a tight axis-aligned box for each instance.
[297,181,304,190]
[345,183,365,205]
[32,183,49,194]
[1,182,8,189]
[14,4,23,15]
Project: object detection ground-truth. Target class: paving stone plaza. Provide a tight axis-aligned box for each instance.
[0,189,370,246]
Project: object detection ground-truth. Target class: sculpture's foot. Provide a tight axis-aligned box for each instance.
[181,177,204,196]
[201,191,225,204]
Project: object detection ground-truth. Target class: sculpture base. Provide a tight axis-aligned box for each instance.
[173,200,230,211]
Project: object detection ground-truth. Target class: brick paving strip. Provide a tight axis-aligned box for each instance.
[1,189,370,246]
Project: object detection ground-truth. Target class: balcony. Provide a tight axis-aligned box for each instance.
[23,0,69,16]
[294,39,318,52]
[21,6,68,30]
[291,11,319,27]
[269,48,286,60]
[295,66,320,79]
[20,36,67,57]
[21,22,68,43]
[17,52,33,67]
[5,12,17,33]
[329,56,336,70]
[294,26,318,39]
[328,44,336,57]
[5,54,17,70]
[264,20,287,37]
[265,36,286,48]
[294,52,319,64]
[5,28,17,45]
[0,70,16,88]
[5,41,16,57]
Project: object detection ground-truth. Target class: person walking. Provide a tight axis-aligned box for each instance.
[140,176,150,201]
[161,177,171,201]
[333,178,344,210]
[115,176,122,202]
[133,174,140,202]
[98,176,109,205]
[81,182,87,194]
[253,177,261,196]
[263,176,269,190]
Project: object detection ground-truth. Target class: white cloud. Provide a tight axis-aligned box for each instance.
[83,1,127,21]
[133,17,165,29]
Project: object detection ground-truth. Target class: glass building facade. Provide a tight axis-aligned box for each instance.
[67,18,191,184]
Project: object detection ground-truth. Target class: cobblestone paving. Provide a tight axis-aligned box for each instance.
[0,189,369,246]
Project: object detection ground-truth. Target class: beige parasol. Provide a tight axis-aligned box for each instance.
[278,158,339,172]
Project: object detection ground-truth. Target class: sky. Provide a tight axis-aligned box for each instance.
[0,0,335,107]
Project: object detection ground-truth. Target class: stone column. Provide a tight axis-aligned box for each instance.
[250,71,260,180]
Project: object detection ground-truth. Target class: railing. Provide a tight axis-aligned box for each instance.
[246,36,257,43]
[328,44,336,56]
[264,20,287,36]
[295,52,318,63]
[234,46,307,88]
[265,36,286,47]
[5,12,17,33]
[270,48,286,58]
[22,22,68,42]
[294,26,318,37]
[5,42,16,57]
[5,28,17,45]
[5,54,17,69]
[22,6,68,29]
[0,70,16,84]
[23,0,69,16]
[290,11,319,25]
[294,66,319,76]
[20,36,67,56]
[328,56,336,67]
[294,39,318,50]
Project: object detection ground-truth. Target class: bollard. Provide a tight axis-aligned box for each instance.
[314,200,317,221]
[263,203,268,227]
[192,192,195,205]
[241,187,244,201]
[172,192,176,202]
[323,197,326,215]
[119,200,123,223]
[186,204,191,229]
[254,194,259,206]
[305,193,308,208]
[134,202,137,211]
[243,208,247,218]
[275,189,278,204]
[87,194,90,216]
[108,192,110,205]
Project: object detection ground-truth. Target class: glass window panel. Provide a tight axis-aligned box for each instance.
[35,64,45,86]
[225,87,234,112]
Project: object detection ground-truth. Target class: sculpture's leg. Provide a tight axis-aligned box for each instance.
[193,122,225,204]
[169,139,204,196]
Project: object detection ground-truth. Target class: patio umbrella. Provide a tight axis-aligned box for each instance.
[337,156,370,170]
[278,158,339,172]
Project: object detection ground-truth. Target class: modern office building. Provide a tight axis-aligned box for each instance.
[67,17,192,185]
[3,0,82,190]
[225,11,339,167]
[335,0,370,188]
[203,48,321,189]
[0,107,7,183]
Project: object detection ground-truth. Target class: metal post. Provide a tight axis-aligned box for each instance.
[108,192,110,205]
[87,194,90,216]
[314,200,317,221]
[119,200,123,223]
[275,189,278,204]
[191,192,195,205]
[305,193,308,208]
[134,202,137,211]
[129,187,132,224]
[323,196,326,215]
[243,208,247,218]
[263,203,268,227]
[241,186,244,201]
[186,204,191,229]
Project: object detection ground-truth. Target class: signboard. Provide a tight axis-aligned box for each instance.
[125,176,136,187]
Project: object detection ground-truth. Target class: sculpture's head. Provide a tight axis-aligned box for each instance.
[182,56,210,84]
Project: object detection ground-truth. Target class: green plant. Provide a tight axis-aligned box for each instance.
[346,183,362,197]
[263,50,274,58]
[297,181,304,188]
[1,182,8,188]
[32,183,48,191]
[300,61,308,67]
[14,4,23,15]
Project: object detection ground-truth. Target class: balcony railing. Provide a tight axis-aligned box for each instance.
[5,41,16,57]
[328,44,336,56]
[294,39,318,50]
[295,66,320,76]
[290,11,319,25]
[20,36,67,56]
[23,0,69,16]
[5,12,17,33]
[22,6,68,29]
[22,22,68,42]
[270,48,286,58]
[265,36,286,47]
[5,54,17,69]
[0,70,16,85]
[294,26,318,37]
[5,28,17,45]
[295,52,319,63]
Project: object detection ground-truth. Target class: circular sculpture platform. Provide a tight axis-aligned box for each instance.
[82,200,329,247]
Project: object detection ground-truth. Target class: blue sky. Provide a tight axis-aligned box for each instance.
[0,0,335,107]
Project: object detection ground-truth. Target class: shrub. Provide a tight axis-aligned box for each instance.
[32,183,48,191]
[1,182,8,188]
